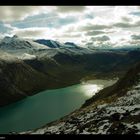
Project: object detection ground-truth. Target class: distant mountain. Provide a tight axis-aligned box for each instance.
[24,62,140,134]
[64,42,79,48]
[0,35,50,60]
[34,39,79,48]
[34,39,63,48]
[0,35,48,52]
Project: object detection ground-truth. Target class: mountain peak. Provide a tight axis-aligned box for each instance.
[12,35,18,39]
[2,35,19,43]
[64,42,78,48]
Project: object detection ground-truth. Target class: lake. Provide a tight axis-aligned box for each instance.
[0,79,117,134]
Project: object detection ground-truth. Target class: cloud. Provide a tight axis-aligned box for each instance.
[11,27,55,39]
[85,31,105,36]
[0,23,11,33]
[56,6,86,13]
[11,14,78,29]
[131,34,140,40]
[0,6,140,47]
[130,11,140,16]
[90,35,110,42]
[0,6,45,22]
[0,6,86,23]
[113,22,133,28]
[128,40,140,45]
[121,17,132,22]
[79,24,110,31]
[113,21,140,28]
[85,30,114,36]
[54,33,81,38]
[10,26,82,43]
[0,6,55,23]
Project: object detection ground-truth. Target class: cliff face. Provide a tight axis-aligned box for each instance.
[24,63,140,134]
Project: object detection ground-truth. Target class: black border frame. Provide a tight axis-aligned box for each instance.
[0,0,139,139]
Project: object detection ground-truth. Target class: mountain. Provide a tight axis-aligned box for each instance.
[64,42,79,48]
[0,35,139,134]
[34,39,63,48]
[34,39,79,48]
[0,52,65,107]
[0,35,48,52]
[25,48,140,83]
[0,36,140,107]
[0,35,51,60]
[23,62,140,134]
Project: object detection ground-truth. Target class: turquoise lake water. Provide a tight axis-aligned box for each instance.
[0,79,116,134]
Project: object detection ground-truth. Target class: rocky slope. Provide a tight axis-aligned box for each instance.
[23,62,140,134]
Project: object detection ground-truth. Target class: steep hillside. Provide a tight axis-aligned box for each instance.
[24,62,140,134]
[0,52,61,107]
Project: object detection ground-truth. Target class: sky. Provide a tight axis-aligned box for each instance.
[0,6,140,48]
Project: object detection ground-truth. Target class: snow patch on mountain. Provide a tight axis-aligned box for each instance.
[18,53,36,60]
[0,51,18,62]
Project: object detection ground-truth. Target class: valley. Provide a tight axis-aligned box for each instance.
[0,35,139,134]
[23,62,140,134]
[0,35,140,107]
[0,79,115,134]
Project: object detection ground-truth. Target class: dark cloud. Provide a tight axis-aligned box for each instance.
[79,24,110,31]
[85,31,105,36]
[0,6,41,22]
[56,6,86,13]
[90,35,110,42]
[131,34,140,40]
[113,20,140,28]
[79,20,140,33]
[129,40,140,45]
[121,17,132,22]
[113,22,135,28]
[85,30,114,36]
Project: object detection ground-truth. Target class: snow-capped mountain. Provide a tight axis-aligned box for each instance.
[34,39,79,48]
[0,35,51,60]
[0,35,49,51]
[64,42,79,48]
[0,36,82,60]
[34,39,62,48]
